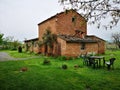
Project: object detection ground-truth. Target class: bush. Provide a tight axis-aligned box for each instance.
[43,58,51,65]
[74,64,80,69]
[62,64,68,69]
[18,46,22,53]
[66,57,74,60]
[57,56,67,61]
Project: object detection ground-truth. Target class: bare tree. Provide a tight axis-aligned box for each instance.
[112,33,120,49]
[59,0,120,29]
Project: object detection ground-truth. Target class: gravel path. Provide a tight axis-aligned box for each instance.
[0,52,40,61]
[0,52,15,61]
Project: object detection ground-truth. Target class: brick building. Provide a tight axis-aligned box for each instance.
[24,10,105,57]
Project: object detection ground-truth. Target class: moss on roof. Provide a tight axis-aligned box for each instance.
[58,34,97,43]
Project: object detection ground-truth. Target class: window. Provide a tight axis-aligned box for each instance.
[72,17,75,22]
[81,43,85,50]
[72,16,76,22]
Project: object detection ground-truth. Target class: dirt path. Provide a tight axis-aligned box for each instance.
[0,52,40,61]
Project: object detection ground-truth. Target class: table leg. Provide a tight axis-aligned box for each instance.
[103,57,105,67]
[99,59,101,67]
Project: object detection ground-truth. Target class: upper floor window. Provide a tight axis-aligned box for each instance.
[72,16,76,22]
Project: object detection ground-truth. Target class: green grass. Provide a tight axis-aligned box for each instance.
[0,50,120,90]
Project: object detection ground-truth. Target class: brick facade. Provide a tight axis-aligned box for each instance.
[57,37,99,57]
[38,10,87,41]
[56,10,87,36]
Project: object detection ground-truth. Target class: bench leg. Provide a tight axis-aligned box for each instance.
[107,65,111,70]
[103,60,105,67]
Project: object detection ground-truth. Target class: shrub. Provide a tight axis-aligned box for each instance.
[66,57,74,60]
[18,46,22,53]
[43,57,51,65]
[57,56,67,61]
[62,64,68,69]
[74,64,80,69]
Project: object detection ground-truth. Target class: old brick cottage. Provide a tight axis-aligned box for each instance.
[24,10,105,57]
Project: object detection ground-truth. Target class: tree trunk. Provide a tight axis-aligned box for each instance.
[45,44,48,55]
[118,44,120,49]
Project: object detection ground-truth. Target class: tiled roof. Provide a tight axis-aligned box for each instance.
[86,35,105,41]
[24,38,38,42]
[58,34,97,43]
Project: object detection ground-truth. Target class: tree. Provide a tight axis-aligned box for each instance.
[59,0,120,29]
[37,41,43,53]
[29,41,34,53]
[112,32,120,49]
[2,36,14,49]
[42,29,57,55]
[0,33,4,45]
[2,36,21,50]
[11,40,21,50]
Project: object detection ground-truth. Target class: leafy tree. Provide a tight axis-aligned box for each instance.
[11,40,21,50]
[0,33,4,45]
[42,29,57,55]
[37,41,43,53]
[112,32,120,49]
[2,36,21,50]
[2,36,14,49]
[3,36,14,42]
[59,0,120,29]
[37,41,43,47]
[25,43,29,52]
[30,41,34,52]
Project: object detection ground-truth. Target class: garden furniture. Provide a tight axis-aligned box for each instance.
[88,56,105,68]
[105,58,116,70]
[81,54,89,66]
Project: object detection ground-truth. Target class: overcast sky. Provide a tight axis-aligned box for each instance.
[0,0,120,42]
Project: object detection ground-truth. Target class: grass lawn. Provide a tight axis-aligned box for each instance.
[0,50,120,90]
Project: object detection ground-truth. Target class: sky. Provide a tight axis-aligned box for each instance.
[0,0,120,42]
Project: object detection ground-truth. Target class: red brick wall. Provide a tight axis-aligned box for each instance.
[57,37,66,56]
[87,36,105,54]
[84,43,98,55]
[98,41,105,54]
[65,43,80,57]
[38,18,57,41]
[65,42,98,57]
[56,10,87,36]
[57,37,99,57]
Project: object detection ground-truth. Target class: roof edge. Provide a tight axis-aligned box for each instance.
[38,9,87,25]
[24,38,39,42]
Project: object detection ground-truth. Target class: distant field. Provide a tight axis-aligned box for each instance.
[106,43,118,50]
[0,50,120,90]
